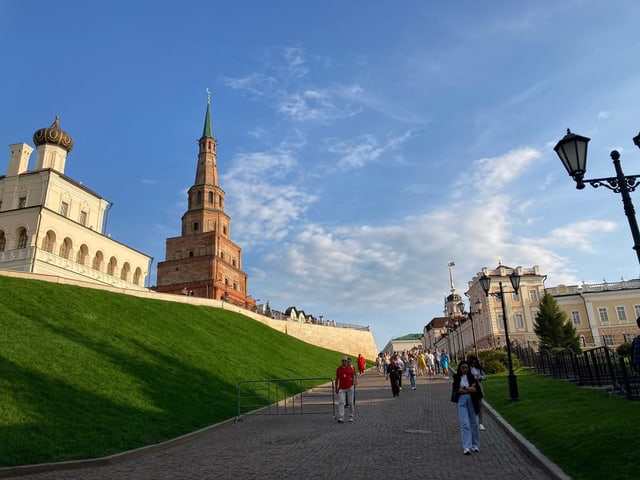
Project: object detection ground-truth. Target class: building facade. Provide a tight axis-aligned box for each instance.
[155,100,254,309]
[0,117,150,289]
[546,279,640,348]
[429,264,545,356]
[426,264,640,355]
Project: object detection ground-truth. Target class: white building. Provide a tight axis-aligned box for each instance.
[0,116,150,289]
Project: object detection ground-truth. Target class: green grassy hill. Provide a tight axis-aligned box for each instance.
[0,274,348,467]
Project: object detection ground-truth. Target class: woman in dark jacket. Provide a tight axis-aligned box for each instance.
[451,360,482,454]
[388,360,401,397]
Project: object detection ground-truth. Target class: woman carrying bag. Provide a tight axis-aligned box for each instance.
[450,360,482,455]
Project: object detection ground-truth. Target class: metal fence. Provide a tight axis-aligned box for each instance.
[237,377,336,419]
[514,344,640,400]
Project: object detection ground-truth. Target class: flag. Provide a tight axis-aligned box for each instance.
[448,261,455,267]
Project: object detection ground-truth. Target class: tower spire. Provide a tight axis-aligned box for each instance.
[202,88,213,138]
[448,261,456,294]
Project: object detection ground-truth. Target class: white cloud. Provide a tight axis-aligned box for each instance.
[328,129,416,171]
[453,147,542,196]
[222,150,317,247]
[277,89,360,122]
[222,73,276,96]
[532,220,617,253]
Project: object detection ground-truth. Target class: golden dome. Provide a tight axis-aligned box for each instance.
[33,116,74,152]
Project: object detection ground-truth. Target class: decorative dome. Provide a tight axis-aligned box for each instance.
[33,116,74,152]
[446,293,462,303]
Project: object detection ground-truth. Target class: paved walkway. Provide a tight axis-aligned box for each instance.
[1,371,569,480]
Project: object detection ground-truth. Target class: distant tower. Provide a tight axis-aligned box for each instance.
[155,94,254,308]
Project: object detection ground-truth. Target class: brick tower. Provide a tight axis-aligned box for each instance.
[155,96,254,308]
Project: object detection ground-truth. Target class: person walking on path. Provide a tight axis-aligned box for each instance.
[335,356,356,422]
[417,352,427,376]
[394,353,405,389]
[384,352,392,378]
[470,357,487,431]
[440,350,450,379]
[425,349,436,378]
[357,354,366,375]
[387,358,401,396]
[451,360,481,455]
[376,353,384,375]
[406,356,418,390]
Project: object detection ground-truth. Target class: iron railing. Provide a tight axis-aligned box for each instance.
[237,377,336,419]
[514,344,640,400]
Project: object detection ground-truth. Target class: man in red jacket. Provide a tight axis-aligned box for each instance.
[335,357,357,422]
[357,354,366,375]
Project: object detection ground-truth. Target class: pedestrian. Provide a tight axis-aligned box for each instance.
[417,352,427,376]
[335,356,356,422]
[425,349,436,378]
[394,354,405,389]
[451,360,481,455]
[384,352,392,378]
[406,356,418,390]
[470,357,488,431]
[357,353,366,375]
[387,358,401,397]
[440,350,450,379]
[346,358,356,407]
[434,348,441,374]
[376,353,384,375]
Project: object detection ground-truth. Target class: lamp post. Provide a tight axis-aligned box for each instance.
[479,269,521,401]
[453,318,465,360]
[462,298,482,359]
[456,301,467,359]
[443,325,453,361]
[554,129,640,265]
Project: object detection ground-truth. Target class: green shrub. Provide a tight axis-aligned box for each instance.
[474,349,518,373]
[617,342,632,356]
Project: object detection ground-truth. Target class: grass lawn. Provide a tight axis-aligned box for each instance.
[484,368,640,480]
[0,274,355,467]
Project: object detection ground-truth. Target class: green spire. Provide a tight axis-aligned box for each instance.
[202,102,213,139]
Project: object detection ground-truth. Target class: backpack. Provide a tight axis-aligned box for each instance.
[631,336,640,371]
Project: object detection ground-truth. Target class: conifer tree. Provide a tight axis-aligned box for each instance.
[534,291,581,351]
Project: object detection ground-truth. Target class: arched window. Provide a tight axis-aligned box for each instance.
[133,267,142,285]
[76,244,89,265]
[59,237,72,259]
[92,251,104,271]
[121,262,131,281]
[17,228,28,249]
[197,191,202,204]
[107,256,117,276]
[208,191,214,203]
[42,231,56,253]
[0,230,5,252]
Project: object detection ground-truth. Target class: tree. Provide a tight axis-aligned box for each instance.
[534,291,581,351]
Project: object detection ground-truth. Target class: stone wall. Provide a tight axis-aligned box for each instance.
[0,269,379,361]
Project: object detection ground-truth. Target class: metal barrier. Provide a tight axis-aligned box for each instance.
[237,377,336,419]
[514,345,640,400]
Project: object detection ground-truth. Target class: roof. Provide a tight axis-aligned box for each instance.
[392,333,423,341]
[202,103,213,138]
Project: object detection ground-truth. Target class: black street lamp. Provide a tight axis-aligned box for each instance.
[443,324,454,361]
[479,269,521,401]
[461,298,482,359]
[456,301,467,360]
[453,319,464,360]
[554,129,640,265]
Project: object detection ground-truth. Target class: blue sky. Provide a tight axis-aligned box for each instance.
[2,1,640,350]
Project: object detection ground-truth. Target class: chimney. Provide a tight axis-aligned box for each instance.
[7,143,33,176]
